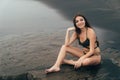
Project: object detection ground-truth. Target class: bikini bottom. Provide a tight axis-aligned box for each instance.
[82,49,100,56]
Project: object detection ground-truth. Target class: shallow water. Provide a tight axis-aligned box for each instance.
[0,0,120,80]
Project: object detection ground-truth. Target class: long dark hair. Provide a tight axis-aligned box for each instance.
[73,14,91,34]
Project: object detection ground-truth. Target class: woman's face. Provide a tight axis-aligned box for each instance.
[75,16,85,29]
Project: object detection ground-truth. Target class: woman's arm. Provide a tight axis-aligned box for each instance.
[81,28,96,58]
[65,27,77,46]
[74,28,96,68]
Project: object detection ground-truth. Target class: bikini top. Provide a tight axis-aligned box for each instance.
[77,28,99,49]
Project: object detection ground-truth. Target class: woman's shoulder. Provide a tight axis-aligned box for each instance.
[87,27,95,33]
[87,27,96,37]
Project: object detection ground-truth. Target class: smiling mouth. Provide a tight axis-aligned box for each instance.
[78,24,83,27]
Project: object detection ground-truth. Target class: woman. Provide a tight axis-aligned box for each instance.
[45,14,101,73]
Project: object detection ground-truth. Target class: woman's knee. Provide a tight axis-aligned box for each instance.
[82,58,100,66]
[61,45,66,49]
[82,59,91,66]
[61,45,72,53]
[61,44,69,49]
[60,45,67,51]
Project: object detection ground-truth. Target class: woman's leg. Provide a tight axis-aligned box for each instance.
[62,59,75,65]
[45,45,83,73]
[82,55,101,66]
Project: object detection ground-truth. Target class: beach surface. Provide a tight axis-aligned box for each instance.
[0,0,120,80]
[0,30,120,80]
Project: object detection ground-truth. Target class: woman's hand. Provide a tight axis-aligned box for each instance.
[74,57,85,69]
[65,27,76,46]
[67,27,75,32]
[74,60,82,69]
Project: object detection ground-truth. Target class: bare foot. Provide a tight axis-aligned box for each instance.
[45,66,60,74]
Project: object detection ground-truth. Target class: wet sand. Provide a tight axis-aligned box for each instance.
[0,31,64,76]
[0,30,120,80]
